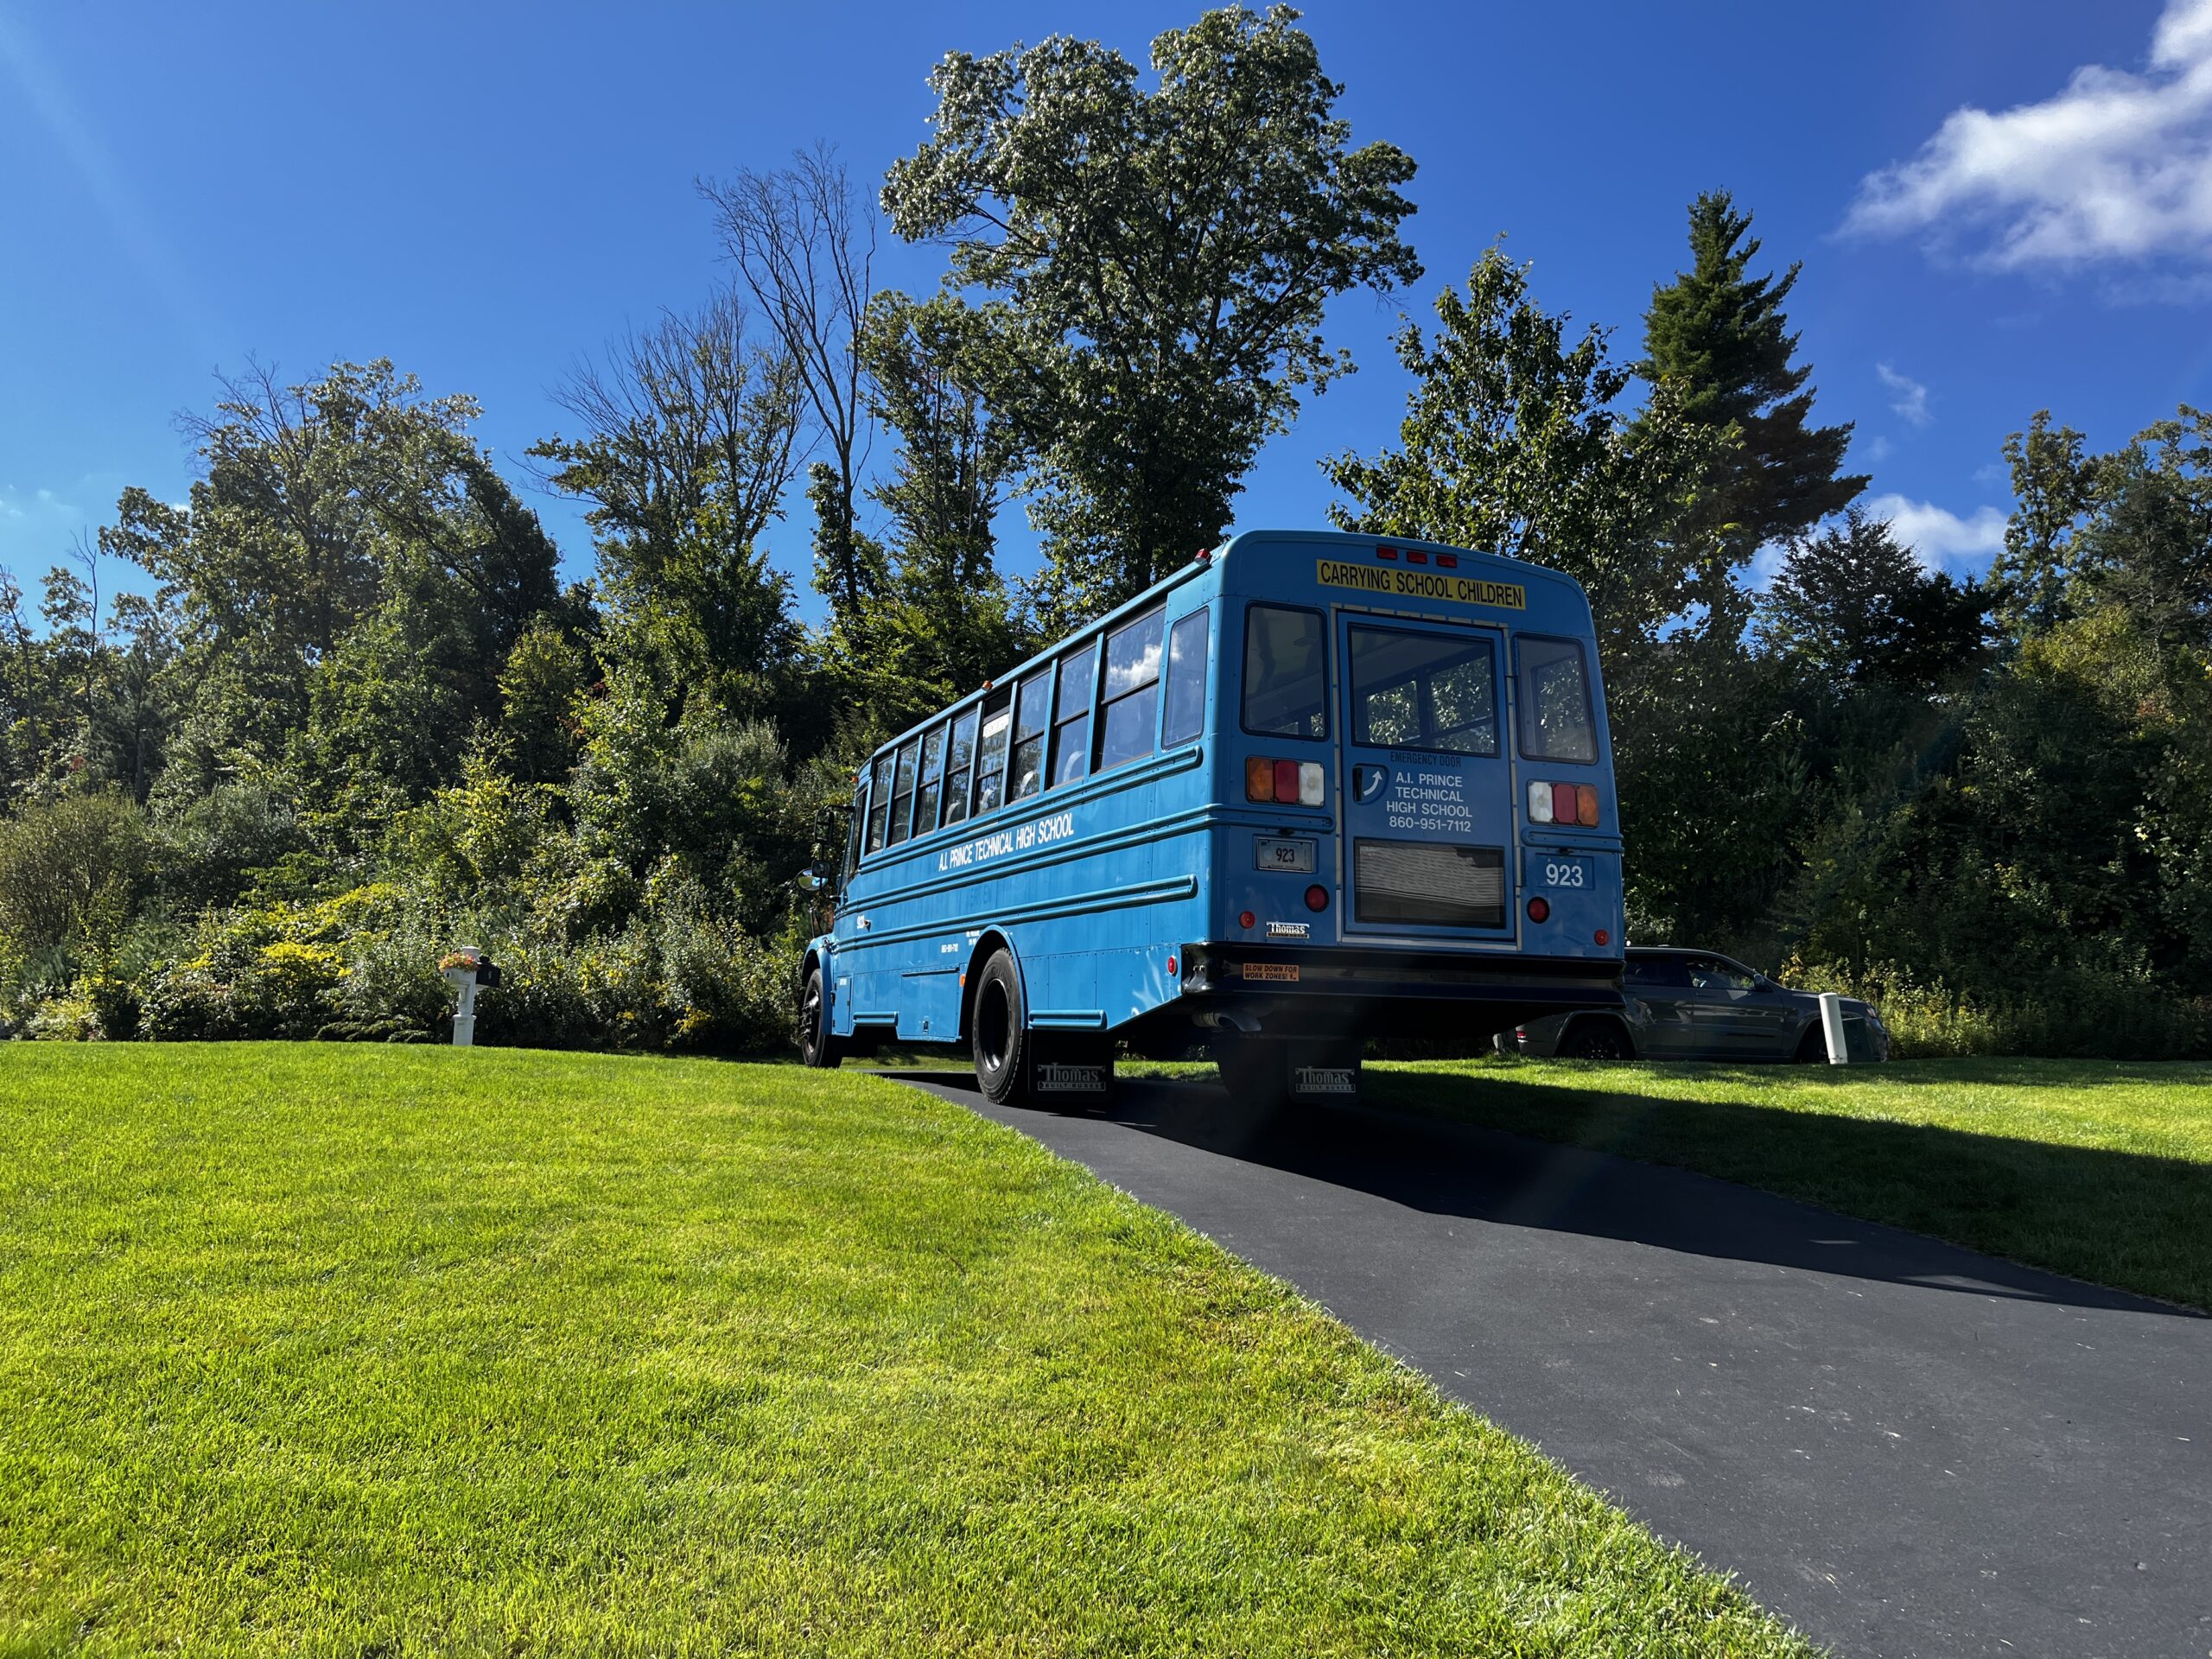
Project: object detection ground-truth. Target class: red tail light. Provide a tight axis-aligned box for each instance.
[1527,896,1550,923]
[1305,884,1329,912]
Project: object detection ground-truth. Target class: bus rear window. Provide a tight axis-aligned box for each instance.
[1243,604,1327,740]
[1349,626,1497,755]
[1515,636,1596,763]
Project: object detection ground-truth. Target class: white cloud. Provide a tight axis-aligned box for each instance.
[1876,363,1933,427]
[1867,493,2007,571]
[1846,0,2212,270]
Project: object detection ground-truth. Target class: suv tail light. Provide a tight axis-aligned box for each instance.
[1247,756,1325,806]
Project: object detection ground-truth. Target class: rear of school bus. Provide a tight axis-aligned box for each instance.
[1171,528,1625,1101]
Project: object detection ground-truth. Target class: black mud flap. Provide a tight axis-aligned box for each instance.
[1027,1036,1115,1108]
[1286,1040,1362,1103]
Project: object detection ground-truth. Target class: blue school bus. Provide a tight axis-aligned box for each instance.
[798,528,1625,1106]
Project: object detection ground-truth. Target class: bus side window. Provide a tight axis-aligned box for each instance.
[1050,643,1096,786]
[1243,604,1328,740]
[1009,671,1050,802]
[842,780,866,885]
[914,722,947,835]
[865,753,894,854]
[886,737,920,845]
[973,686,1014,816]
[942,708,977,827]
[1096,607,1165,771]
[1160,607,1209,747]
[1515,636,1597,763]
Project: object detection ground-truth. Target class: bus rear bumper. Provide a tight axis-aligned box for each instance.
[1173,941,1622,1041]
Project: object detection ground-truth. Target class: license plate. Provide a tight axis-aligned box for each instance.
[1241,962,1300,982]
[1255,836,1317,874]
[1536,856,1590,890]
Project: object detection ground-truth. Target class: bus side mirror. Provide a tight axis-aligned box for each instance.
[798,868,830,893]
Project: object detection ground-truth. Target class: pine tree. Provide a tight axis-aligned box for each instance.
[1642,192,1866,566]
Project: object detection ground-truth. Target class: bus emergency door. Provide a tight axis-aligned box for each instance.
[1336,613,1517,939]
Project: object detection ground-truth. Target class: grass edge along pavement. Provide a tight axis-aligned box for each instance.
[0,1044,1818,1658]
[1361,1056,2212,1313]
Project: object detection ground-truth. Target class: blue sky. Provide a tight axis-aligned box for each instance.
[3,0,2205,620]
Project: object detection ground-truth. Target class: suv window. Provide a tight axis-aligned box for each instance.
[1623,954,1690,988]
[1243,604,1327,740]
[1684,956,1758,993]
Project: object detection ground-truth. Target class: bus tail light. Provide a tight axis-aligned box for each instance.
[1528,779,1602,827]
[1247,757,1325,806]
[1305,884,1328,912]
[1527,896,1550,922]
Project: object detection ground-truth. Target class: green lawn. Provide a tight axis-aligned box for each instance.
[0,1045,1812,1658]
[1363,1057,2212,1312]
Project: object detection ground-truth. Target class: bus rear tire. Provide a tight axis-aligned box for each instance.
[971,950,1033,1107]
[799,964,841,1069]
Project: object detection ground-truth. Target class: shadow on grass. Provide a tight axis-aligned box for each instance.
[888,1067,2210,1318]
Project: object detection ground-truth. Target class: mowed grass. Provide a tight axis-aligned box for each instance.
[1364,1057,2212,1312]
[0,1046,1814,1658]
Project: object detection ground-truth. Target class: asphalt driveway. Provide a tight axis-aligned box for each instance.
[888,1071,2209,1659]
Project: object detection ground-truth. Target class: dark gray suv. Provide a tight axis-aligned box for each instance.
[1505,947,1889,1063]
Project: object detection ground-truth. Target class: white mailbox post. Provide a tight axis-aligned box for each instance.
[441,946,501,1047]
[1817,991,1851,1065]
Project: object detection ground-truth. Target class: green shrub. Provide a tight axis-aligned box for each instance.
[0,792,152,957]
[1784,957,2211,1059]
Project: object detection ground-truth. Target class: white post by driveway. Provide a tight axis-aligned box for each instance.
[1818,992,1850,1064]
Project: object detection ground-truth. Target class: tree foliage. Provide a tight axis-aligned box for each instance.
[1325,247,1736,658]
[1641,192,1865,563]
[885,3,1421,620]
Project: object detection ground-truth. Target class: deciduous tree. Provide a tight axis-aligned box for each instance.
[884,4,1420,620]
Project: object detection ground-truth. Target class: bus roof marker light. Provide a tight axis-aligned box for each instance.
[1406,549,1429,564]
[1436,553,1459,569]
[1376,546,1399,560]
[1527,779,1554,823]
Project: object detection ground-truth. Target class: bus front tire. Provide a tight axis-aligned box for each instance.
[798,965,841,1069]
[971,950,1032,1107]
